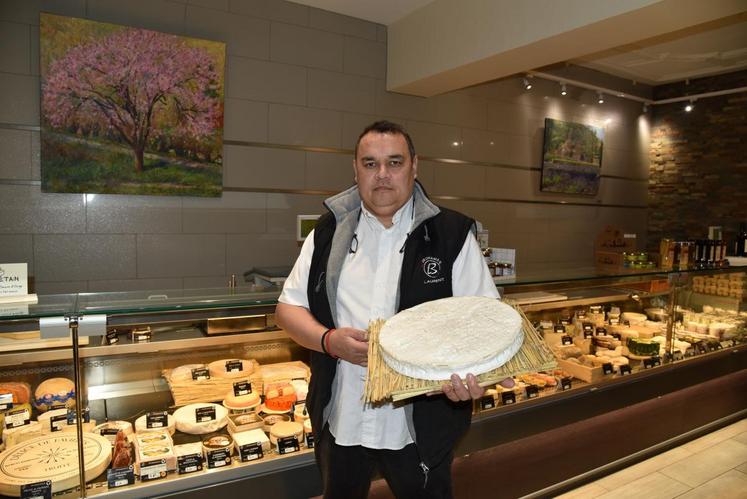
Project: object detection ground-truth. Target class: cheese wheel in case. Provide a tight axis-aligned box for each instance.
[223,389,260,412]
[173,403,228,434]
[269,421,303,449]
[208,359,254,379]
[135,413,176,436]
[33,378,75,412]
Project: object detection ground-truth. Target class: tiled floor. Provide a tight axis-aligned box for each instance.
[556,418,747,499]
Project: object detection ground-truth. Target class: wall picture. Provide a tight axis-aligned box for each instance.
[40,14,225,197]
[540,118,604,196]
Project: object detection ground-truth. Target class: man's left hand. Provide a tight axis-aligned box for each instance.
[442,373,484,402]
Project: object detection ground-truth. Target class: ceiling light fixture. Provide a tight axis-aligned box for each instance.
[523,77,532,90]
[597,91,604,104]
[560,83,567,96]
[684,98,695,112]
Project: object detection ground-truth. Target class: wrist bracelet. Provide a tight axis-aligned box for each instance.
[320,328,337,358]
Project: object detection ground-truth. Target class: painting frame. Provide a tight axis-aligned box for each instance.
[540,117,604,196]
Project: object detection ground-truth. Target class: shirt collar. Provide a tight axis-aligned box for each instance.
[360,194,414,229]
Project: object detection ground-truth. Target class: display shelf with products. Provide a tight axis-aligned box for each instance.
[0,266,743,498]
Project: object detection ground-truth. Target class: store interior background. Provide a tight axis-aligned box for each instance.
[0,0,744,295]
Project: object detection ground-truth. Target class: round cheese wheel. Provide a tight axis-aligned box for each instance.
[269,421,303,446]
[173,404,228,434]
[208,359,254,379]
[0,433,111,496]
[260,413,290,433]
[378,296,524,380]
[202,434,234,455]
[134,414,176,436]
[169,364,206,383]
[293,403,309,424]
[33,378,75,412]
[264,383,296,412]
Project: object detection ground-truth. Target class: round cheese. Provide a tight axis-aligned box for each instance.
[169,364,206,383]
[264,383,296,412]
[223,390,260,411]
[33,378,75,412]
[208,359,254,379]
[173,404,228,434]
[0,433,111,496]
[269,421,303,446]
[378,296,524,380]
[134,414,175,436]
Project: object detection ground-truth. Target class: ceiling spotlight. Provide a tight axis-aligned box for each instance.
[685,99,695,112]
[560,83,567,96]
[597,91,604,104]
[523,76,532,90]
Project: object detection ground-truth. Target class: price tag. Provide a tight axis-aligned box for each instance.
[673,351,684,361]
[0,393,13,411]
[131,328,151,342]
[5,407,30,429]
[277,436,300,455]
[191,367,210,381]
[612,333,622,340]
[140,459,168,481]
[560,317,571,326]
[590,305,603,313]
[305,432,314,449]
[99,427,121,443]
[226,360,243,373]
[501,391,516,405]
[643,358,655,369]
[239,442,264,462]
[107,466,135,488]
[49,410,67,432]
[560,377,572,391]
[20,480,51,499]
[561,335,573,345]
[577,312,587,320]
[105,329,119,345]
[623,320,631,326]
[525,384,539,399]
[554,325,566,333]
[177,454,203,474]
[609,318,620,325]
[595,327,607,336]
[206,448,231,469]
[583,329,593,339]
[479,395,494,410]
[619,365,632,376]
[602,363,614,375]
[233,381,252,397]
[66,407,90,425]
[651,356,661,366]
[146,411,168,429]
[196,406,216,423]
[697,344,707,355]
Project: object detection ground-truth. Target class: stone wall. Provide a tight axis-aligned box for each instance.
[648,69,747,252]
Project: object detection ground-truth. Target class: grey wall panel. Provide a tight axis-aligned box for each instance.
[137,234,226,278]
[223,99,269,143]
[227,233,301,274]
[266,193,327,236]
[308,8,378,41]
[0,235,34,274]
[87,277,184,293]
[185,5,270,60]
[431,163,486,198]
[405,120,463,159]
[182,191,266,234]
[86,194,183,234]
[228,0,310,26]
[268,104,343,148]
[305,151,354,192]
[433,91,489,130]
[35,234,136,281]
[86,0,187,35]
[0,0,85,24]
[270,22,343,72]
[0,128,32,180]
[308,69,376,115]
[227,57,306,105]
[224,144,305,190]
[343,36,386,79]
[0,186,85,234]
[0,73,38,125]
[0,21,30,74]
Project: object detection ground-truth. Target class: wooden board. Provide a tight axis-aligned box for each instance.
[0,332,89,353]
[0,432,111,497]
[556,358,604,384]
[504,291,568,305]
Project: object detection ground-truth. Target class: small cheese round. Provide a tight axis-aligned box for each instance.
[378,296,524,380]
[33,378,75,412]
[264,384,296,412]
[223,390,260,411]
[208,359,254,379]
[134,414,176,436]
[269,421,303,446]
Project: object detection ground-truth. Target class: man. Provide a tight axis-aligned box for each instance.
[276,121,499,498]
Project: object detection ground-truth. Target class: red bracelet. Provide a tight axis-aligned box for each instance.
[324,328,338,359]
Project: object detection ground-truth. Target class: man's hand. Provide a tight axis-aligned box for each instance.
[442,373,484,402]
[328,327,369,366]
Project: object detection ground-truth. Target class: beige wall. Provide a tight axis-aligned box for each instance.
[0,0,649,294]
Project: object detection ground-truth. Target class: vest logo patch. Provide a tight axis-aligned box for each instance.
[422,257,445,284]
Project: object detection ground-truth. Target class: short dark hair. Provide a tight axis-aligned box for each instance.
[354,121,416,161]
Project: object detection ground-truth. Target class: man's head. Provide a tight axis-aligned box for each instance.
[353,121,418,227]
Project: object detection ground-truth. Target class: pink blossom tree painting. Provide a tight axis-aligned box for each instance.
[40,14,226,196]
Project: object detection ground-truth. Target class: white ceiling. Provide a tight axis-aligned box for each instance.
[290,1,747,86]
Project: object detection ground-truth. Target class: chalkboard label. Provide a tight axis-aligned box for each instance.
[619,365,632,376]
[583,329,593,339]
[177,454,203,474]
[239,442,264,462]
[146,411,168,429]
[233,381,252,397]
[107,466,135,488]
[5,407,30,429]
[305,432,314,449]
[595,327,607,336]
[525,385,539,399]
[195,406,216,423]
[20,480,51,499]
[560,377,572,391]
[226,360,243,373]
[191,367,210,381]
[277,436,300,455]
[554,325,566,333]
[561,335,573,345]
[105,329,119,345]
[479,395,494,410]
[602,363,614,375]
[501,391,516,405]
[612,333,622,340]
[66,407,90,425]
[206,448,231,469]
[50,412,67,432]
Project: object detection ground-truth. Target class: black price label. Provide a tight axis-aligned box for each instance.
[560,377,572,391]
[501,391,516,405]
[191,367,210,381]
[177,454,203,474]
[619,365,632,376]
[146,411,168,429]
[479,395,494,410]
[196,406,216,422]
[131,329,151,342]
[5,407,30,429]
[623,320,631,326]
[643,358,655,369]
[277,436,300,455]
[673,351,684,361]
[107,466,135,488]
[0,393,13,411]
[602,363,614,375]
[525,385,539,399]
[561,335,573,345]
[697,344,707,355]
[577,312,587,320]
[582,323,593,331]
[609,318,620,325]
[240,442,264,462]
[20,480,51,499]
[612,333,622,340]
[225,360,243,373]
[305,432,314,449]
[595,327,607,336]
[206,448,231,469]
[50,412,67,432]
[66,407,90,425]
[583,330,593,339]
[560,317,571,326]
[652,356,661,366]
[554,325,566,333]
[105,329,119,345]
[140,459,167,481]
[233,381,252,397]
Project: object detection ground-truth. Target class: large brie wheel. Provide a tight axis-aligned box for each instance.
[0,433,111,497]
[378,296,524,380]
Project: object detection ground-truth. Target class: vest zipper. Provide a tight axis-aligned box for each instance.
[419,460,430,489]
[314,271,326,293]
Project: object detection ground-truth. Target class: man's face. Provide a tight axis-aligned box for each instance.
[353,132,417,225]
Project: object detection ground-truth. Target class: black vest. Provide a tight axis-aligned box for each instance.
[306,205,475,468]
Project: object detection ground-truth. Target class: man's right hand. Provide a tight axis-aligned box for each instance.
[328,327,369,367]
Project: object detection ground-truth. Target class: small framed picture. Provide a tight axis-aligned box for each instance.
[297,215,321,242]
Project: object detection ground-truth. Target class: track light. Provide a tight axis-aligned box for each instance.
[597,91,604,104]
[560,83,567,96]
[684,98,695,112]
[522,76,533,90]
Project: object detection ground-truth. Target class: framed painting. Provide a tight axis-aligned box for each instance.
[40,14,225,197]
[540,118,604,196]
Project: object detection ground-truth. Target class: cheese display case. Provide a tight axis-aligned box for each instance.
[0,266,744,498]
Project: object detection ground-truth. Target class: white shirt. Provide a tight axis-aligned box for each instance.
[279,198,499,449]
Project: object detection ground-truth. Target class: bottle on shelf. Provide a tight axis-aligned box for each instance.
[735,222,747,257]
